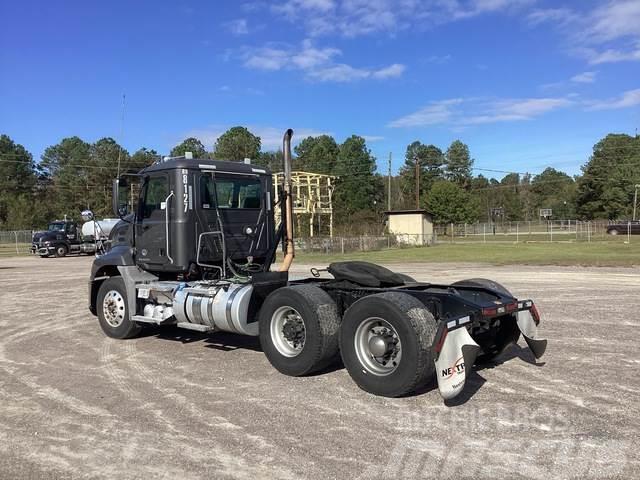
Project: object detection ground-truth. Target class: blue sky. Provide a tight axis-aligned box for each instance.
[1,0,639,176]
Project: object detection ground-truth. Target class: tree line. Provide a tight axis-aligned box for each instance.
[1,128,639,233]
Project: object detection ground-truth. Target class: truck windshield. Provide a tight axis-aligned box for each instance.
[48,223,66,231]
[200,175,262,209]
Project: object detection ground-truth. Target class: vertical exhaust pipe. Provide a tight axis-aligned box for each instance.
[279,129,295,272]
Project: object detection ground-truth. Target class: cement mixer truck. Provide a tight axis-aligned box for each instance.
[31,212,120,257]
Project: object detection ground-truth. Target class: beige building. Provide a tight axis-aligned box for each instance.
[385,210,434,246]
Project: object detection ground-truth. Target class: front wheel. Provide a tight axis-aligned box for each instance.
[55,244,68,257]
[96,277,141,339]
[340,292,437,397]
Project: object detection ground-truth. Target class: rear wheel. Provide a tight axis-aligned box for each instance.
[340,292,437,397]
[259,285,340,376]
[453,278,520,362]
[55,245,68,257]
[97,277,142,339]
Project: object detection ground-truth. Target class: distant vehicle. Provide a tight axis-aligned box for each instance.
[606,221,640,235]
[31,214,119,257]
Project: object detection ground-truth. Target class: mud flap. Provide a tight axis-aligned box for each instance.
[516,306,547,359]
[433,317,480,400]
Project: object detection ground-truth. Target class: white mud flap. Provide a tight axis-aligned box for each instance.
[433,317,480,400]
[517,302,547,359]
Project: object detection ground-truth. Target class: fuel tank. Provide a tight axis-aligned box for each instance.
[173,283,257,336]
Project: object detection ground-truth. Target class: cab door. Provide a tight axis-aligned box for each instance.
[136,174,171,267]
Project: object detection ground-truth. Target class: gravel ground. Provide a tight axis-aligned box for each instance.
[1,255,639,479]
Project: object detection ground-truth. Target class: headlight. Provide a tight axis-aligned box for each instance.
[44,241,51,246]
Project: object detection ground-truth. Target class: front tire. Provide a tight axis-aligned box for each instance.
[340,292,437,397]
[259,285,340,376]
[96,277,141,339]
[55,245,68,257]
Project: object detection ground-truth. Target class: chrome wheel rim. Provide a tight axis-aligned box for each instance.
[102,290,126,327]
[354,317,402,376]
[271,306,306,357]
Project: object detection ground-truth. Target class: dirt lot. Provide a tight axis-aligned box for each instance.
[1,255,639,479]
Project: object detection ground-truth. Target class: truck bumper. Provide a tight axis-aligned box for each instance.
[433,301,547,400]
[32,245,55,255]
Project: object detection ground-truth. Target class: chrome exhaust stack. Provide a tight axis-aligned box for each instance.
[279,129,295,272]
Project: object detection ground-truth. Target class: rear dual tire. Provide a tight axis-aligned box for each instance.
[259,285,340,376]
[340,292,437,397]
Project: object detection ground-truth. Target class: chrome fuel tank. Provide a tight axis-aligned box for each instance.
[173,283,258,336]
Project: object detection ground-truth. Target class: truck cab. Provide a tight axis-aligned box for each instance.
[93,157,277,280]
[32,220,80,257]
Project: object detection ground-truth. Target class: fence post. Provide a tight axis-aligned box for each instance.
[14,231,19,254]
[341,237,344,254]
[550,222,553,242]
[483,224,486,243]
[628,221,631,244]
[516,222,519,243]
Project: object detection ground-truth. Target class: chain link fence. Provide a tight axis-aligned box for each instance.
[434,220,634,243]
[1,219,635,259]
[0,230,33,256]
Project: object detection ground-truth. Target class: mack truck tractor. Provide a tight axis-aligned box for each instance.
[89,129,546,400]
[32,214,119,257]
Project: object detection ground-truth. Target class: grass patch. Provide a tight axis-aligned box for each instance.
[0,243,31,257]
[291,241,640,267]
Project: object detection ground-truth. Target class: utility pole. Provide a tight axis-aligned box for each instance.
[387,152,392,211]
[634,184,640,221]
[415,155,420,209]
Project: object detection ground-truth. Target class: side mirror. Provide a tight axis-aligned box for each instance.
[112,178,130,218]
[81,209,94,221]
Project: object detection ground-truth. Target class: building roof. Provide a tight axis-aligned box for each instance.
[139,158,271,175]
[384,209,433,217]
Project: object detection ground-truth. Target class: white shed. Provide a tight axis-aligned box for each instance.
[385,210,434,246]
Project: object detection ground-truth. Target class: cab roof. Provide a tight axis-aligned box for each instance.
[139,158,271,176]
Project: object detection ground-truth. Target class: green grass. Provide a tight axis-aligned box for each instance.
[3,241,638,267]
[0,243,31,257]
[290,241,640,267]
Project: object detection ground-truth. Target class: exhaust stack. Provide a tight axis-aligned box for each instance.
[279,129,295,272]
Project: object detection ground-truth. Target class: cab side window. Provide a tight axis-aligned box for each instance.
[142,176,169,219]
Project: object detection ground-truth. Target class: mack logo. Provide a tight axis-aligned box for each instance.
[441,356,465,379]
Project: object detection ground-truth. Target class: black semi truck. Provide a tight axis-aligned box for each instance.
[88,129,546,400]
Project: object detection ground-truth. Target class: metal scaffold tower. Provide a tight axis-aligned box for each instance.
[273,171,335,237]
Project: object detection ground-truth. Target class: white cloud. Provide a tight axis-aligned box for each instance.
[465,98,573,124]
[307,64,371,82]
[361,135,385,142]
[269,0,531,38]
[224,18,249,35]
[526,8,575,26]
[583,45,640,64]
[529,1,640,64]
[371,63,406,79]
[182,125,330,151]
[388,97,572,128]
[239,40,405,82]
[570,71,597,83]
[585,88,640,110]
[388,99,463,128]
[244,46,290,70]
